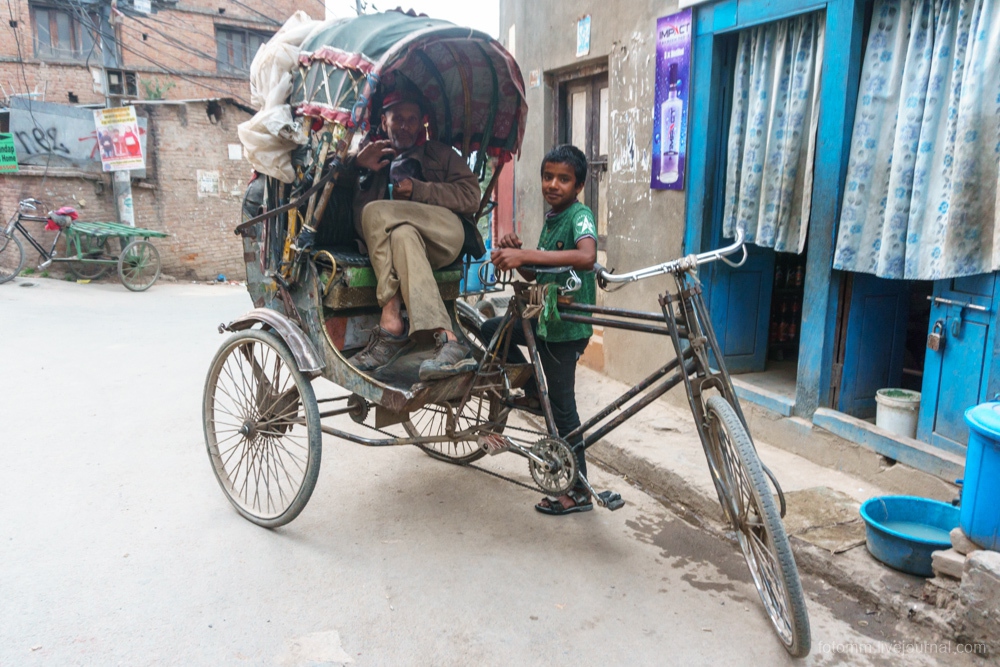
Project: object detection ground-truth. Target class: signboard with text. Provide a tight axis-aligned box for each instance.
[93,106,145,172]
[0,133,18,173]
[650,9,693,190]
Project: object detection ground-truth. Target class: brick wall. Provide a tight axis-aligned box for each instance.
[1,0,310,106]
[1,99,253,282]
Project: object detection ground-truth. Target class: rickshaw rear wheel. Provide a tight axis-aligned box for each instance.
[118,239,161,291]
[703,395,810,657]
[68,236,111,280]
[404,390,507,464]
[203,329,322,528]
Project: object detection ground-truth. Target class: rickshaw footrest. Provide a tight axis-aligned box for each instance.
[597,491,625,511]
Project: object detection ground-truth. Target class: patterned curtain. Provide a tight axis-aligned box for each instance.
[722,13,825,254]
[833,0,1000,280]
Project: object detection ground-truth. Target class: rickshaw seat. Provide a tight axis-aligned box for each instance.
[320,245,464,311]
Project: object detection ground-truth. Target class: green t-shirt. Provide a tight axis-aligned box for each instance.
[535,201,597,342]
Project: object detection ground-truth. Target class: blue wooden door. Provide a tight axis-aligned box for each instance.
[705,246,775,373]
[918,274,998,454]
[837,274,910,419]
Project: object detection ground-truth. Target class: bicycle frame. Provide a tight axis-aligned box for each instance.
[4,212,61,263]
[475,229,786,512]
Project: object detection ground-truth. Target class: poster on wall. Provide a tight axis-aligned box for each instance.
[0,133,18,173]
[650,8,692,191]
[93,106,145,172]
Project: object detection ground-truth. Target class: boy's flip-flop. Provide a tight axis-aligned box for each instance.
[535,492,593,516]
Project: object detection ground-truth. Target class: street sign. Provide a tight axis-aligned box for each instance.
[134,0,151,14]
[0,133,18,173]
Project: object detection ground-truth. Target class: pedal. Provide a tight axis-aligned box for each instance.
[596,490,625,511]
[478,434,513,456]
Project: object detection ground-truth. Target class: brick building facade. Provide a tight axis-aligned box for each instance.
[1,0,315,281]
[2,99,254,280]
[1,0,305,106]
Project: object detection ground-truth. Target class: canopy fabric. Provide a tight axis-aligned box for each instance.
[289,11,527,161]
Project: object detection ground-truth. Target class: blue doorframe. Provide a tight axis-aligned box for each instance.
[685,0,868,416]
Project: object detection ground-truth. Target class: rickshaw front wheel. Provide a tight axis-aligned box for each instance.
[203,329,322,528]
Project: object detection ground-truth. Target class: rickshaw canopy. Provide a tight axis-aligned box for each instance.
[290,11,527,164]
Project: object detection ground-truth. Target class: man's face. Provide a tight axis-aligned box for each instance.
[382,102,423,152]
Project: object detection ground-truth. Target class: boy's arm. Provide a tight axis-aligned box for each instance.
[491,237,597,274]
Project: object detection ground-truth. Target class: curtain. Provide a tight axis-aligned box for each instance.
[833,0,1000,280]
[723,13,825,254]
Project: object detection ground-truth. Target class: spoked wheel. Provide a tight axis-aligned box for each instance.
[455,297,493,355]
[69,236,112,280]
[118,239,161,291]
[703,395,811,657]
[203,329,322,528]
[404,390,508,464]
[0,233,26,284]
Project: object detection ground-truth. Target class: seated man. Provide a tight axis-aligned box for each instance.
[349,87,481,381]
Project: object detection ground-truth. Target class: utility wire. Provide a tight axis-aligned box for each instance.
[66,3,253,104]
[4,0,53,192]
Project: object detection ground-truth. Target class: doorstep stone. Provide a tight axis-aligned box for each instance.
[958,550,1000,651]
[931,548,966,580]
[950,527,981,556]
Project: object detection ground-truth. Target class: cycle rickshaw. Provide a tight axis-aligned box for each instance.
[203,11,810,657]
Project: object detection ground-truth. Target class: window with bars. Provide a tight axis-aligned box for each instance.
[31,4,97,62]
[216,26,271,75]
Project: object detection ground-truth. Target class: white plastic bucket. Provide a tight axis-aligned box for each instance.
[875,389,921,439]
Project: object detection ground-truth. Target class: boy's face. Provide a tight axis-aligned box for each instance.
[541,161,584,211]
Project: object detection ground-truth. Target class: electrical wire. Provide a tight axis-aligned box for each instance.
[4,0,53,192]
[66,1,253,104]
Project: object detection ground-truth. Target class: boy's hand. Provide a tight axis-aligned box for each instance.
[491,248,526,271]
[497,233,523,249]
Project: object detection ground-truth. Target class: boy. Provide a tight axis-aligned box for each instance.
[481,144,598,516]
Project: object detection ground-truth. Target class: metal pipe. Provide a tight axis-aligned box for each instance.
[567,349,692,440]
[558,302,669,322]
[557,313,678,337]
[582,362,694,449]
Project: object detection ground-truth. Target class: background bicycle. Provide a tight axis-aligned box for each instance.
[0,198,168,291]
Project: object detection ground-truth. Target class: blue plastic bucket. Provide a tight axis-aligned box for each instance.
[859,495,959,577]
[962,403,1000,550]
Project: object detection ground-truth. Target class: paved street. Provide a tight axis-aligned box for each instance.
[0,278,981,666]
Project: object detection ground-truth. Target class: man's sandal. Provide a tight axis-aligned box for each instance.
[534,490,593,516]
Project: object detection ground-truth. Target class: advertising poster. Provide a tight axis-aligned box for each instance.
[0,133,18,173]
[650,9,693,190]
[93,106,145,172]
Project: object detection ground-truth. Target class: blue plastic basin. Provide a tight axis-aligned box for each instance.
[859,495,959,577]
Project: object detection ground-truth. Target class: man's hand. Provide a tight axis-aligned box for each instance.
[393,178,413,200]
[491,247,527,271]
[355,139,394,171]
[497,233,522,249]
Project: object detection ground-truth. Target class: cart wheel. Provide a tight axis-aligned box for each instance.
[404,390,507,464]
[0,233,26,284]
[118,239,161,291]
[203,329,322,528]
[68,237,112,280]
[703,395,811,657]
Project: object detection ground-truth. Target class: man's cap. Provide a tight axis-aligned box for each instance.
[381,78,427,112]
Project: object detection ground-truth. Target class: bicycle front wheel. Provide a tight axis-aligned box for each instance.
[703,395,810,657]
[0,233,26,284]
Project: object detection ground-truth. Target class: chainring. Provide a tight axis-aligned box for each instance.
[529,437,578,496]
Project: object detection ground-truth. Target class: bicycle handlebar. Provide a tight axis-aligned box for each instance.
[594,228,747,288]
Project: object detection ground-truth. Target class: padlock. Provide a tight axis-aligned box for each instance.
[927,320,946,351]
